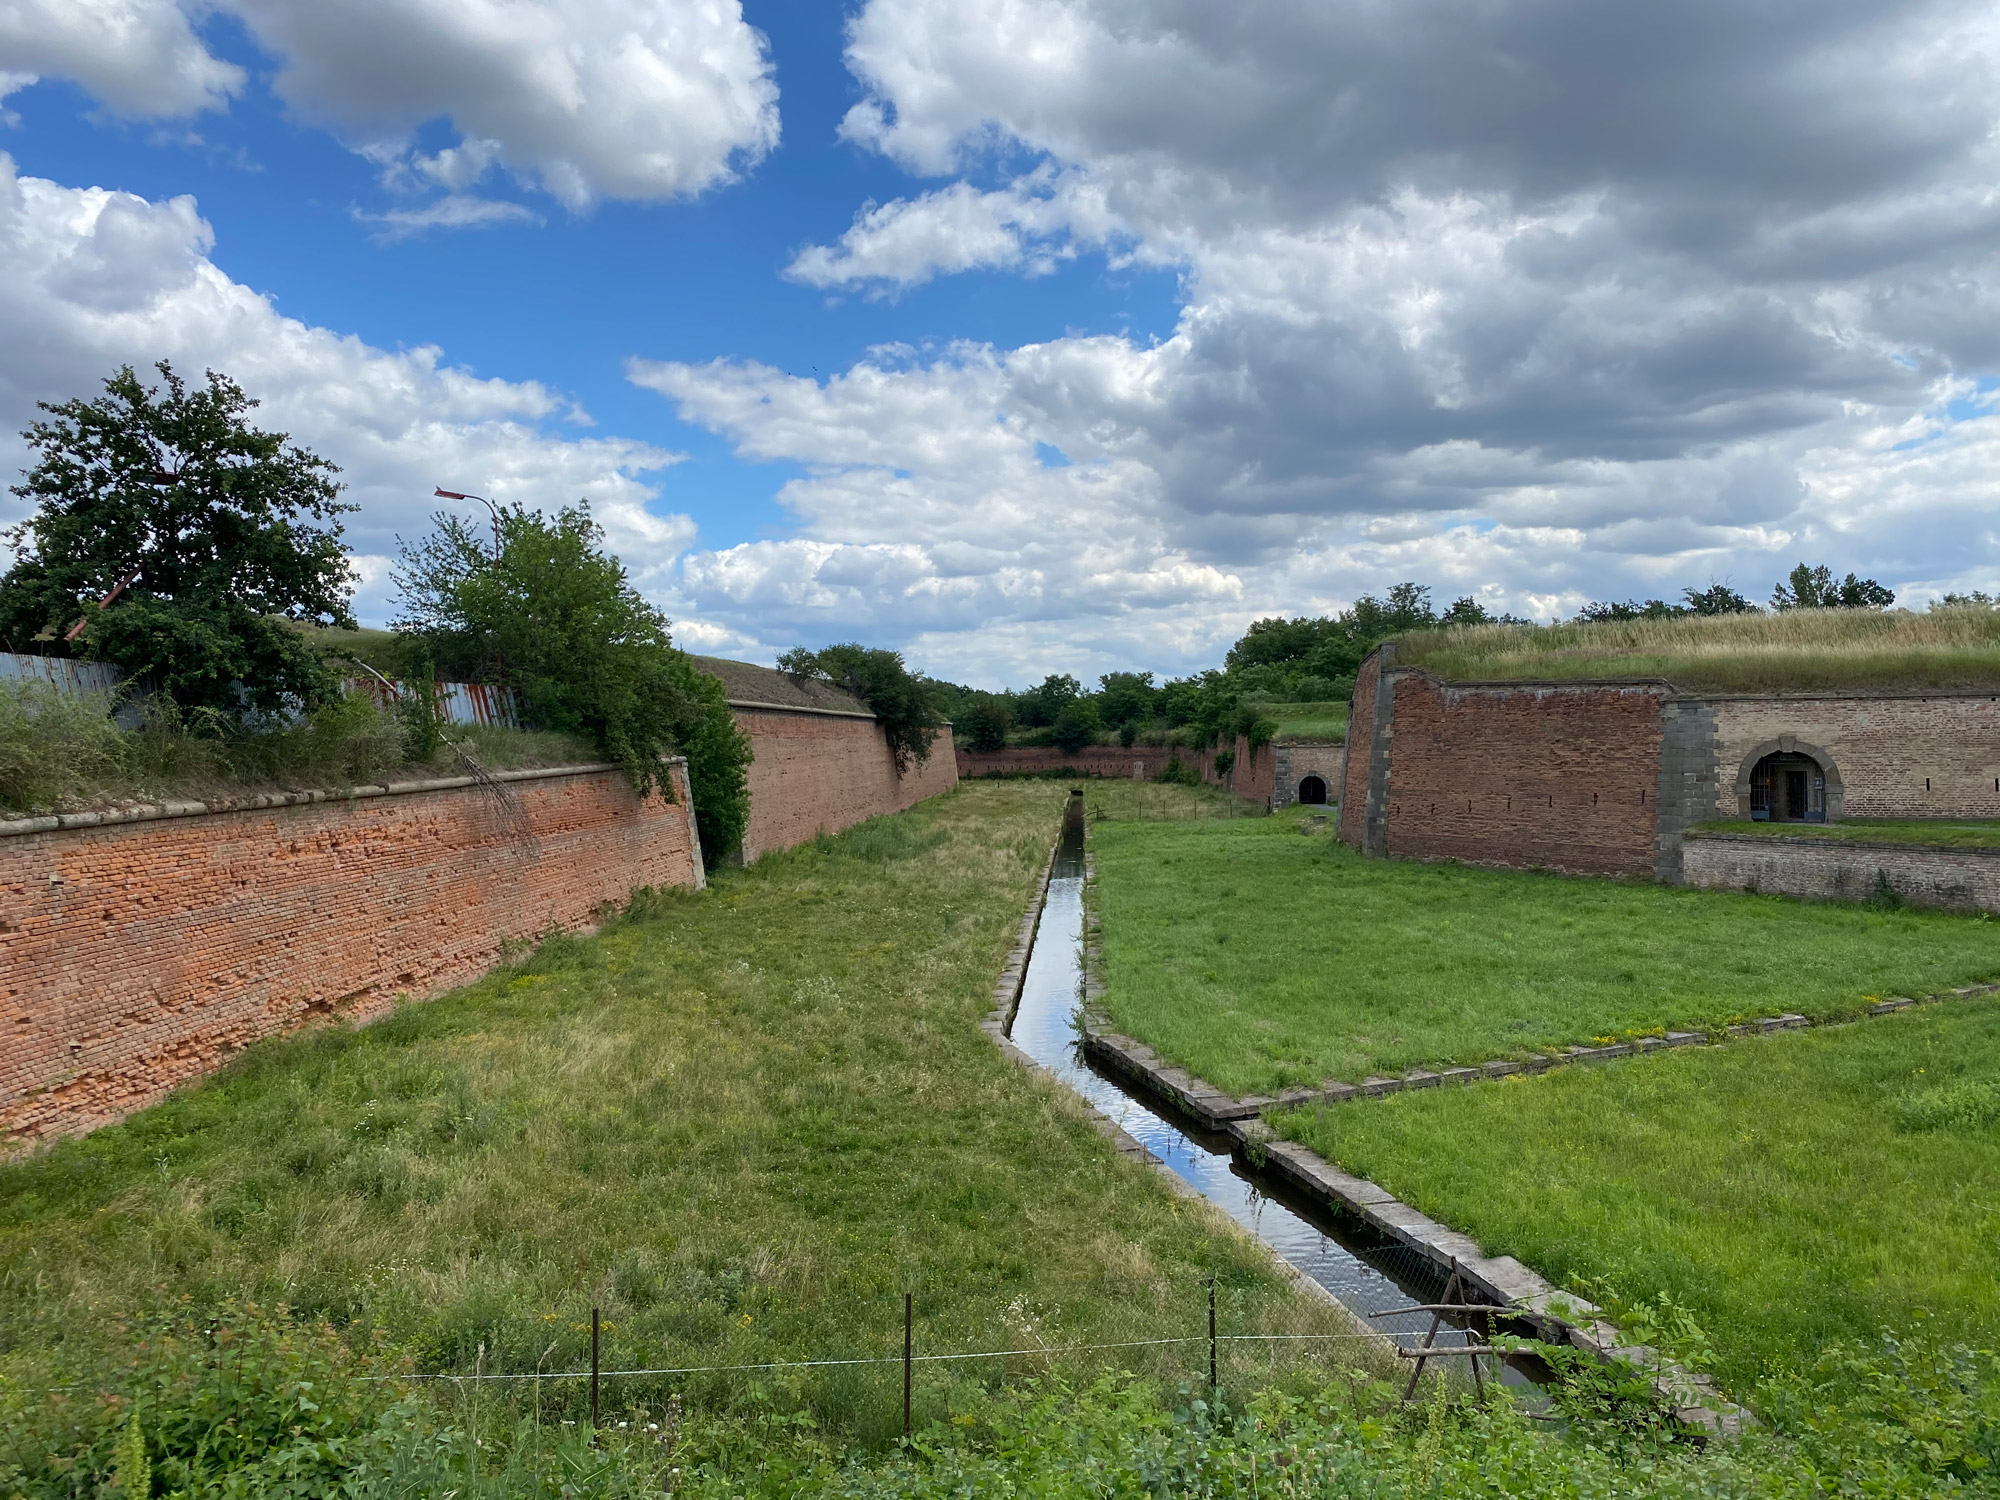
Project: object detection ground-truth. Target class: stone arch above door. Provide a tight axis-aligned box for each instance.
[1733,736,1844,821]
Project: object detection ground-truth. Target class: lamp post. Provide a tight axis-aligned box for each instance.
[434,487,501,559]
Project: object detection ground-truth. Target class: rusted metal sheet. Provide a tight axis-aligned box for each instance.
[341,675,521,728]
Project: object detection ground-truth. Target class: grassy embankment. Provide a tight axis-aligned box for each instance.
[1272,999,2000,1393]
[0,780,1344,1443]
[1254,700,1349,741]
[1091,814,2000,1096]
[1395,604,2000,691]
[1692,817,2000,848]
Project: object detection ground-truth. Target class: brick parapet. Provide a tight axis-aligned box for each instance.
[3,762,702,1147]
[1682,832,2000,913]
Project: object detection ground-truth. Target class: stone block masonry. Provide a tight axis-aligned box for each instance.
[1683,832,2000,914]
[2,762,703,1147]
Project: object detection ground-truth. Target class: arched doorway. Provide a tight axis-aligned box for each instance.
[1298,774,1328,805]
[1750,752,1827,823]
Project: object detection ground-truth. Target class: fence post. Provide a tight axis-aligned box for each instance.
[902,1293,913,1439]
[591,1307,601,1433]
[1208,1277,1217,1391]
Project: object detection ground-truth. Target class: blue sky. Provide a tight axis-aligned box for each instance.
[2,0,1997,685]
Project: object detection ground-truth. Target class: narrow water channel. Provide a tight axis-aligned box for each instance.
[1008,802,1533,1385]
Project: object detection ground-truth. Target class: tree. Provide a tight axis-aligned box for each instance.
[0,363,356,717]
[778,642,942,773]
[959,695,1011,753]
[1682,582,1759,616]
[1439,596,1496,626]
[1095,670,1157,729]
[1051,698,1102,753]
[394,502,750,857]
[1936,591,1996,609]
[1014,673,1081,729]
[1770,563,1894,611]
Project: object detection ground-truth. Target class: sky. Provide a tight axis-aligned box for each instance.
[1,0,1997,689]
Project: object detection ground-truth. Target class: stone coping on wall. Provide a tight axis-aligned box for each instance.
[725,698,878,721]
[0,760,678,839]
[1390,664,2000,703]
[1067,823,1743,1435]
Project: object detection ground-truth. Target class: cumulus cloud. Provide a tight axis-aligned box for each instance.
[0,0,242,118]
[702,0,2000,680]
[0,155,692,624]
[0,0,779,208]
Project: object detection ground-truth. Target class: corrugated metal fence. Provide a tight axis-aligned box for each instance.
[1,652,521,729]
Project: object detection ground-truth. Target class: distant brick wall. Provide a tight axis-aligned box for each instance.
[2,763,702,1146]
[954,742,1245,788]
[1382,675,1668,876]
[1684,832,2000,913]
[1711,694,2000,820]
[734,709,959,861]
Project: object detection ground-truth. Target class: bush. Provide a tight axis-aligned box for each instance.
[0,681,128,813]
[1212,747,1236,776]
[1156,755,1201,786]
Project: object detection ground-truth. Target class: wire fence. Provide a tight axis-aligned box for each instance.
[347,1264,1525,1445]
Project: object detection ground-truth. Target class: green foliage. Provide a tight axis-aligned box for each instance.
[1156,755,1202,786]
[1095,670,1158,728]
[1211,747,1235,776]
[1772,561,1895,611]
[0,681,129,811]
[1050,698,1101,752]
[394,502,750,851]
[777,642,941,773]
[1011,673,1081,729]
[957,695,1010,753]
[0,363,356,717]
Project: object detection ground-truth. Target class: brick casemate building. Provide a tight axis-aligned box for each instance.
[1337,642,2000,881]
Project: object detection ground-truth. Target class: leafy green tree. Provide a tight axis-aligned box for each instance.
[1094,670,1157,729]
[1013,673,1082,729]
[0,363,356,716]
[1681,581,1759,615]
[1051,698,1102,753]
[777,642,942,773]
[1770,563,1895,611]
[959,695,1011,753]
[394,502,750,859]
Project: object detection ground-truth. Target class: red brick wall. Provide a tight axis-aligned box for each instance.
[2,764,702,1146]
[1385,676,1666,876]
[1338,653,1381,845]
[735,709,959,860]
[954,743,1235,785]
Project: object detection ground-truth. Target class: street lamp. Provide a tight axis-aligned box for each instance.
[434,487,501,559]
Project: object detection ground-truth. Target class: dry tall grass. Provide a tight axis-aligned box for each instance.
[1396,606,2000,692]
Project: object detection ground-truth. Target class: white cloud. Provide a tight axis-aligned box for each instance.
[0,156,693,627]
[0,0,779,208]
[0,0,242,118]
[355,193,542,241]
[696,0,2000,681]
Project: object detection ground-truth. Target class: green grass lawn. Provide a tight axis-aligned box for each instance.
[1094,817,2000,1096]
[1692,817,2000,849]
[0,781,1338,1443]
[1269,998,2000,1394]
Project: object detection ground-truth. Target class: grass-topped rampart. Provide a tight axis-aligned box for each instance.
[1392,605,2000,693]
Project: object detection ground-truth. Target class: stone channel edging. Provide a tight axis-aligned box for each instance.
[1074,838,1748,1437]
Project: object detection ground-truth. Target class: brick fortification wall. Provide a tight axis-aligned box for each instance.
[1684,832,2000,914]
[734,709,959,861]
[954,740,1270,801]
[1710,695,2000,820]
[2,764,703,1146]
[1383,676,1668,876]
